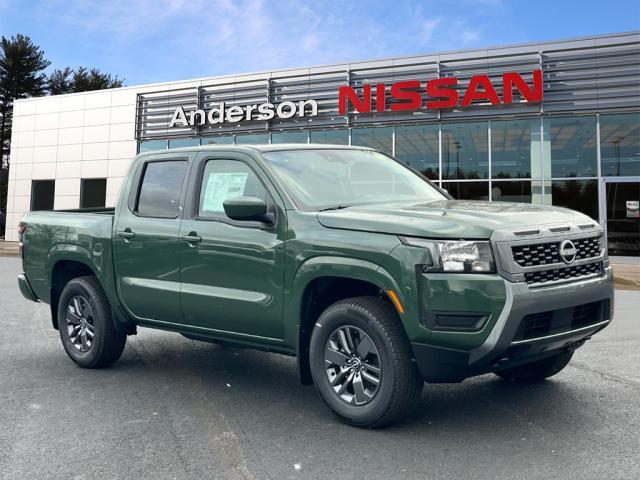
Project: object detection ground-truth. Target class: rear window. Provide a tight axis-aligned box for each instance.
[136,160,187,218]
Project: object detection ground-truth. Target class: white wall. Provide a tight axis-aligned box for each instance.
[5,88,139,241]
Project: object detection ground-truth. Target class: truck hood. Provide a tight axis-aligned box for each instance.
[316,200,595,239]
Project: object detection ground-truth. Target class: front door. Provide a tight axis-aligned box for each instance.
[113,157,190,323]
[603,179,639,256]
[179,155,286,340]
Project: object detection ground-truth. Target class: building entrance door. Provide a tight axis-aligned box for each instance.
[602,178,640,257]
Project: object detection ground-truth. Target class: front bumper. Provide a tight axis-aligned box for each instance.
[17,274,39,302]
[411,267,614,382]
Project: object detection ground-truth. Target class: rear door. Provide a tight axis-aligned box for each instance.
[113,154,191,324]
[178,152,287,340]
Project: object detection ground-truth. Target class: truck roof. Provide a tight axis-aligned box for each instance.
[137,143,375,156]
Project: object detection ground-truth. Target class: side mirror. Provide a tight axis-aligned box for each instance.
[223,196,274,224]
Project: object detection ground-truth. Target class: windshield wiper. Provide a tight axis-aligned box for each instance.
[317,205,351,212]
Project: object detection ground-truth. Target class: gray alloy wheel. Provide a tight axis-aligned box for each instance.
[65,295,96,352]
[324,325,382,406]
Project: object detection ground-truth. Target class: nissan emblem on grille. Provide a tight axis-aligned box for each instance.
[559,239,578,264]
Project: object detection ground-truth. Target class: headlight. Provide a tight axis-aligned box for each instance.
[399,237,496,273]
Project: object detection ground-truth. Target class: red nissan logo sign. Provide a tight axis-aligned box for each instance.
[338,70,543,115]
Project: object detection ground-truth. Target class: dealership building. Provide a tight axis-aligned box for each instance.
[4,31,639,254]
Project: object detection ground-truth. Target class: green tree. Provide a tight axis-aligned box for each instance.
[47,67,74,95]
[0,34,50,169]
[48,66,124,94]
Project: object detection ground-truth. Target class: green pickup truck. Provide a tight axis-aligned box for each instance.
[17,145,614,427]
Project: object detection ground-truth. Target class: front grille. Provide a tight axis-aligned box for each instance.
[512,236,601,267]
[524,262,603,285]
[515,300,608,341]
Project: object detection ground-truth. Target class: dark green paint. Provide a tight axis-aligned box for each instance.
[17,145,601,365]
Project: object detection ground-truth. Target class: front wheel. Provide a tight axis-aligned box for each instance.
[58,276,126,368]
[494,351,574,383]
[309,296,423,428]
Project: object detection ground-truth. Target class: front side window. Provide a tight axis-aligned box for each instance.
[198,160,268,217]
[136,160,187,217]
[261,149,445,210]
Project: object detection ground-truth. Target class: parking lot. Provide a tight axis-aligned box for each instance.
[1,255,639,480]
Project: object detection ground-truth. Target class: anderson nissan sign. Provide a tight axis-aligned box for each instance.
[169,69,543,128]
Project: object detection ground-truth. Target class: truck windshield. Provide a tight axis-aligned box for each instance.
[261,149,445,210]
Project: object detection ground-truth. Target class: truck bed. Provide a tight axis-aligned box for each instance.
[20,209,116,303]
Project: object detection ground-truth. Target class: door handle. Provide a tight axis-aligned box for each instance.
[117,230,136,240]
[180,234,202,244]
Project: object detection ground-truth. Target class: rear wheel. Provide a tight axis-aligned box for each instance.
[309,296,423,428]
[495,351,573,383]
[58,276,126,368]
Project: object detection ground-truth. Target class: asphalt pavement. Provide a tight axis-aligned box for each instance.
[1,256,639,480]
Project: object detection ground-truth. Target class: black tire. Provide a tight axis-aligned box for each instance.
[309,296,423,428]
[495,351,573,383]
[58,276,126,368]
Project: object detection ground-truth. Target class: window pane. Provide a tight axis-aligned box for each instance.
[80,179,106,208]
[137,161,187,217]
[310,129,349,145]
[549,180,598,220]
[544,116,597,178]
[235,133,269,144]
[202,135,234,144]
[395,125,439,180]
[491,181,540,203]
[351,127,393,155]
[138,139,167,152]
[606,182,639,256]
[491,119,540,179]
[600,113,640,177]
[31,180,55,211]
[441,122,488,179]
[272,131,308,144]
[199,160,267,216]
[168,138,199,149]
[441,181,489,200]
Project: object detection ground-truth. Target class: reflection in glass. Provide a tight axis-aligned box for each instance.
[236,133,269,144]
[605,182,639,256]
[395,125,439,180]
[138,139,167,152]
[550,180,598,220]
[310,129,349,145]
[441,122,488,179]
[441,181,489,200]
[272,131,309,144]
[600,113,640,177]
[168,138,200,149]
[491,119,539,179]
[351,127,393,155]
[544,116,597,178]
[137,161,187,218]
[491,181,538,203]
[202,136,234,144]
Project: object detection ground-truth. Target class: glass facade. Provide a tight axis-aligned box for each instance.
[272,131,308,144]
[395,125,439,180]
[141,112,639,255]
[310,129,349,145]
[441,122,489,180]
[600,113,640,177]
[235,133,269,144]
[351,127,393,155]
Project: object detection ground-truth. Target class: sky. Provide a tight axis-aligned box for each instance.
[1,0,639,87]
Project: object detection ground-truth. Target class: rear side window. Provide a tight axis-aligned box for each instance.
[136,160,187,218]
[198,159,268,217]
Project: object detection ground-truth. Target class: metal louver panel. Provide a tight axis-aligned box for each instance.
[136,32,639,140]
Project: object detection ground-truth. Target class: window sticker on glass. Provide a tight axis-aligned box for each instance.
[202,172,248,213]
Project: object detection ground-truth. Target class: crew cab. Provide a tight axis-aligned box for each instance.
[17,145,614,427]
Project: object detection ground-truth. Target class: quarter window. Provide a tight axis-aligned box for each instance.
[198,160,268,217]
[136,160,187,217]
